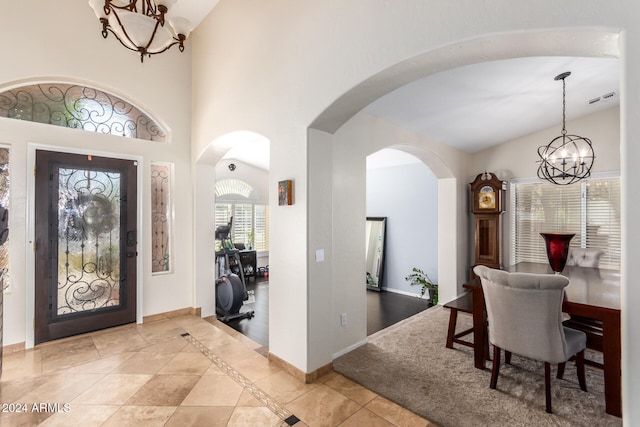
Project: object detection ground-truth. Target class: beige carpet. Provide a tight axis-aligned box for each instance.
[334,305,622,427]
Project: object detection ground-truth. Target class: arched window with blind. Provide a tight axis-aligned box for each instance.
[511,174,620,270]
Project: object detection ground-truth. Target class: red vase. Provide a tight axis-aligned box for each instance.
[540,232,575,273]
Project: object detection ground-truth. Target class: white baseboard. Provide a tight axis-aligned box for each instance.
[380,286,422,299]
[332,338,368,359]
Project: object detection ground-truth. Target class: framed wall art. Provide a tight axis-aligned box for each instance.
[278,179,293,206]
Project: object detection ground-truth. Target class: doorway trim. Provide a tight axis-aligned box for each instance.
[25,143,144,349]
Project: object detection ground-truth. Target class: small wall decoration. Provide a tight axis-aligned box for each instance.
[278,179,293,206]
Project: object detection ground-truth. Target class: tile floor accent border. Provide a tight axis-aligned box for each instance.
[181,332,297,422]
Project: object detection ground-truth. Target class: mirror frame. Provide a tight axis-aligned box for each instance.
[366,216,387,291]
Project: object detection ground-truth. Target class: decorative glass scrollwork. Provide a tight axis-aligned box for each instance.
[58,168,121,315]
[0,83,166,142]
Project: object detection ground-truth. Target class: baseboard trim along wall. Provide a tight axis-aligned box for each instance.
[268,351,333,384]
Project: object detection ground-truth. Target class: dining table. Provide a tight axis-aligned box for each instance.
[463,262,621,417]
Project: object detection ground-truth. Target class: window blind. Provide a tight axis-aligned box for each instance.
[214,202,269,252]
[511,176,620,269]
[253,204,269,251]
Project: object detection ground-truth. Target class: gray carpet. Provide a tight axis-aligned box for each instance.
[334,305,622,427]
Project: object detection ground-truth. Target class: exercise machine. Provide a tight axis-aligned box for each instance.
[215,217,254,322]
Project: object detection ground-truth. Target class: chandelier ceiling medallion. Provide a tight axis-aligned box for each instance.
[537,71,595,185]
[89,0,194,62]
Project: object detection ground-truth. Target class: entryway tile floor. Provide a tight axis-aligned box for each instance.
[1,314,433,426]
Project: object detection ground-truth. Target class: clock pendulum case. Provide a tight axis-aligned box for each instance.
[469,172,506,272]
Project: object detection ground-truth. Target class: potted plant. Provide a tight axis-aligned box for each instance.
[246,231,255,250]
[405,267,438,306]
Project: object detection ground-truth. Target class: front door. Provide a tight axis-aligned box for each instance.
[34,150,137,345]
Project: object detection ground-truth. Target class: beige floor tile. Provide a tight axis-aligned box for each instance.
[38,404,120,426]
[19,372,105,404]
[139,336,191,353]
[0,374,51,403]
[255,370,319,404]
[322,372,378,406]
[181,370,244,406]
[91,327,148,356]
[0,314,426,427]
[101,405,177,427]
[165,406,234,427]
[158,351,213,375]
[286,384,361,427]
[61,351,136,374]
[0,407,55,426]
[125,374,200,406]
[1,348,43,380]
[366,396,430,427]
[226,406,282,427]
[339,407,396,427]
[237,389,266,407]
[72,373,153,404]
[111,351,175,374]
[135,319,186,344]
[39,336,101,372]
[228,352,282,383]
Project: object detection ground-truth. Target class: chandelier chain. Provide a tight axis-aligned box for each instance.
[561,77,567,136]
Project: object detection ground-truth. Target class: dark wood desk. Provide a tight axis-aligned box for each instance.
[463,262,621,417]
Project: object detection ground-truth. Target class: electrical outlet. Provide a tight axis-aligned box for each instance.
[340,313,347,326]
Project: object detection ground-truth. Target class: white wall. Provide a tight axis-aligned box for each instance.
[193,3,639,421]
[330,112,469,358]
[367,161,438,295]
[0,0,194,346]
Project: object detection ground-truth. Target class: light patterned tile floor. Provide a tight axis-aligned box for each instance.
[0,315,434,426]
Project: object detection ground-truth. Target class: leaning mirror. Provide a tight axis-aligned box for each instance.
[365,217,386,291]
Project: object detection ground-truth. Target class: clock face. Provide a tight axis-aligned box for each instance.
[478,186,496,209]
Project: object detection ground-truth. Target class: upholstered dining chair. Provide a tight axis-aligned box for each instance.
[473,265,587,414]
[564,247,606,369]
[566,247,604,267]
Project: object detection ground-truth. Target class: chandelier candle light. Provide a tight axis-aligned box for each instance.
[537,72,595,185]
[89,0,194,62]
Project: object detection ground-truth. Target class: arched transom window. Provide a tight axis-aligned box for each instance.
[0,83,166,142]
[215,178,254,198]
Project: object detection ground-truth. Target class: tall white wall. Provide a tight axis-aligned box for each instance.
[192,2,638,420]
[0,0,194,346]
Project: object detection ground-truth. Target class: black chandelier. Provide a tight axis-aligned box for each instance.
[537,72,595,185]
[89,0,193,62]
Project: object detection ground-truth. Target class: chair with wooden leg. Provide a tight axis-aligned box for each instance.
[474,265,587,414]
[443,291,474,349]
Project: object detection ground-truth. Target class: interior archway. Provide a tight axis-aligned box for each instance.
[306,28,621,364]
[193,131,270,326]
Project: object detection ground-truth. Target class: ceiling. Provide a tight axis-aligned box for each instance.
[172,3,620,167]
[364,56,619,153]
[170,0,219,29]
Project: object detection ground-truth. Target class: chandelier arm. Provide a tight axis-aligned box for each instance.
[94,0,190,61]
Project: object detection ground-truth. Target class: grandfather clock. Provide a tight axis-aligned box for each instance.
[470,172,506,271]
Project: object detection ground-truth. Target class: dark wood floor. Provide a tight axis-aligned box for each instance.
[224,277,432,348]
